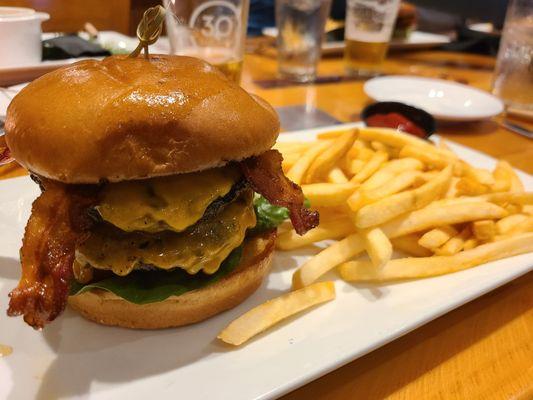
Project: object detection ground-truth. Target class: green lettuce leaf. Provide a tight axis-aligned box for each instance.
[69,246,243,305]
[252,195,310,233]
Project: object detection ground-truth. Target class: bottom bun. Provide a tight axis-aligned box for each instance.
[68,230,276,329]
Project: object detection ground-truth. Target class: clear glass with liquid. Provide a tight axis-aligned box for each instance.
[275,0,332,82]
[492,0,533,111]
[164,0,249,83]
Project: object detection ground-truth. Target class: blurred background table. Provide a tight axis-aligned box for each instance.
[1,41,532,400]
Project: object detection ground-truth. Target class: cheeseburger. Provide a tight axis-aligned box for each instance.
[5,55,318,330]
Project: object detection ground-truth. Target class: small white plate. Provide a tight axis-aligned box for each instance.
[364,76,504,121]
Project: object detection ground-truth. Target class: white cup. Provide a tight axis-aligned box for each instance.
[0,7,50,68]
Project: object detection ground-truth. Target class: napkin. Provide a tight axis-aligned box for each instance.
[42,35,111,60]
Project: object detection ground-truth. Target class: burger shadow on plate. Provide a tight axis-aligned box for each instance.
[18,271,287,399]
[0,257,22,281]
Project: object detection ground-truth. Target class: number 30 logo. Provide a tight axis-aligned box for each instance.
[190,0,240,42]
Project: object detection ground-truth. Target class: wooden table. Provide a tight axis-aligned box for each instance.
[1,47,532,399]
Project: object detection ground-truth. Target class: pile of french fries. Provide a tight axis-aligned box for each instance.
[218,127,532,346]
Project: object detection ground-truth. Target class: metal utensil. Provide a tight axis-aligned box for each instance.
[502,119,533,139]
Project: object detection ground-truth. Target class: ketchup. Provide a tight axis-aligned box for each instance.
[366,112,426,138]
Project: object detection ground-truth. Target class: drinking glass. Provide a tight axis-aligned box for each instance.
[275,0,332,82]
[344,0,400,77]
[492,0,533,111]
[163,0,249,83]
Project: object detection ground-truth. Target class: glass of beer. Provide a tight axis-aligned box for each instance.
[344,0,400,77]
[163,0,249,83]
[492,0,533,111]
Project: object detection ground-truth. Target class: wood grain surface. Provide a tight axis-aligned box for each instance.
[0,43,532,400]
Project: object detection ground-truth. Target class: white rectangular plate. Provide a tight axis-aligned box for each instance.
[1,123,532,400]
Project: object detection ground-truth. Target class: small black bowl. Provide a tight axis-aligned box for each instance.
[361,101,436,139]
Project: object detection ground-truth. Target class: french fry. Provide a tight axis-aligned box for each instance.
[444,177,460,198]
[344,158,365,176]
[281,151,302,171]
[456,177,490,196]
[351,150,388,183]
[491,160,512,192]
[472,220,496,241]
[362,158,424,191]
[370,140,388,152]
[481,192,533,205]
[391,234,433,257]
[399,144,451,169]
[495,160,524,192]
[305,130,358,183]
[327,167,349,183]
[317,129,349,140]
[347,170,423,212]
[338,232,533,282]
[276,220,355,250]
[355,166,453,228]
[218,282,336,346]
[286,140,330,184]
[293,233,365,288]
[463,237,478,250]
[361,227,393,268]
[418,226,458,250]
[274,142,312,154]
[499,216,533,236]
[465,166,495,186]
[381,201,508,238]
[434,226,471,256]
[301,182,359,207]
[496,214,529,235]
[358,127,437,151]
[355,147,375,161]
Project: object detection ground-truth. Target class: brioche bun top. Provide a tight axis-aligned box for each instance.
[5,55,279,183]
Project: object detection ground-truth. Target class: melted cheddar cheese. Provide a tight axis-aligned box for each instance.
[97,166,240,233]
[77,190,256,276]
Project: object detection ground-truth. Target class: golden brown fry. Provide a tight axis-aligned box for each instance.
[472,220,496,241]
[286,140,330,184]
[361,227,393,268]
[327,167,349,183]
[338,232,533,282]
[344,158,365,176]
[496,214,529,235]
[301,182,359,207]
[355,166,452,228]
[218,282,336,346]
[465,166,495,186]
[418,226,458,250]
[456,177,490,196]
[358,127,437,151]
[362,158,424,191]
[434,226,471,256]
[463,237,478,250]
[381,201,508,238]
[391,235,433,257]
[276,219,355,250]
[305,130,358,183]
[292,233,365,289]
[351,150,389,183]
[399,144,452,169]
[495,160,524,192]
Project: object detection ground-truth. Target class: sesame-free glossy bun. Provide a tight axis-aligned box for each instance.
[5,55,279,183]
[67,231,276,329]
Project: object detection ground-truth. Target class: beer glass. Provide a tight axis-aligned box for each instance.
[163,0,249,83]
[492,0,533,111]
[276,0,332,82]
[344,0,400,77]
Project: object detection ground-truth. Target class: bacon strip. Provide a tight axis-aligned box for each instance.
[241,150,319,235]
[7,179,98,329]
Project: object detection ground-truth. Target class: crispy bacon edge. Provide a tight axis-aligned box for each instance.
[240,149,319,235]
[7,178,98,329]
